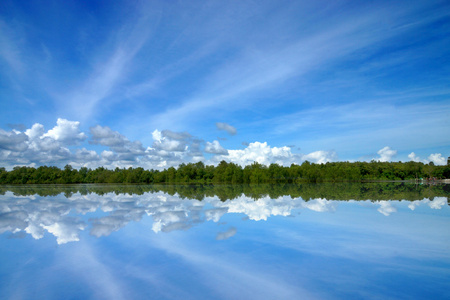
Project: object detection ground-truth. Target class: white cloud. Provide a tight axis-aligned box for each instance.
[407,152,447,166]
[377,146,397,162]
[303,198,337,212]
[90,125,127,147]
[153,139,185,152]
[0,211,28,234]
[376,201,397,216]
[25,123,45,140]
[90,210,145,237]
[89,125,145,163]
[32,137,61,152]
[42,219,87,244]
[427,153,446,166]
[141,129,207,169]
[408,152,420,162]
[204,208,228,222]
[216,122,237,135]
[302,150,337,164]
[213,142,299,166]
[211,141,337,166]
[151,129,188,152]
[101,150,117,161]
[0,120,93,168]
[43,118,87,144]
[75,148,100,162]
[215,195,296,221]
[0,129,28,151]
[0,118,445,171]
[408,202,418,211]
[429,197,447,209]
[151,211,190,233]
[408,198,447,211]
[205,140,228,155]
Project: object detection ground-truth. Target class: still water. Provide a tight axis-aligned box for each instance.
[1,183,449,299]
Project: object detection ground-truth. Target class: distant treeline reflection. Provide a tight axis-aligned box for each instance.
[1,160,450,185]
[1,182,449,202]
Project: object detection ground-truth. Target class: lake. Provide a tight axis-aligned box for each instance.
[1,183,449,299]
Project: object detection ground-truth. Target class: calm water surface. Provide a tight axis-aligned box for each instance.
[0,183,449,299]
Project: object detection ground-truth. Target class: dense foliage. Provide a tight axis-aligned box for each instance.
[1,182,449,202]
[0,160,449,185]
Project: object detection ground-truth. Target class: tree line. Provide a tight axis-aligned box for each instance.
[1,160,449,185]
[1,182,449,202]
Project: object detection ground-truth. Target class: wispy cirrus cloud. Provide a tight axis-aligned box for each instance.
[145,1,449,130]
[264,99,450,158]
[58,12,159,122]
[0,20,24,76]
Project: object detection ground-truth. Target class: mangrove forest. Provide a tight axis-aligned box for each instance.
[1,160,449,185]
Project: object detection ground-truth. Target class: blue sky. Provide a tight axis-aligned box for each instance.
[1,0,449,169]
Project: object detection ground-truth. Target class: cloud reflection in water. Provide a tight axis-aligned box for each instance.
[0,190,448,244]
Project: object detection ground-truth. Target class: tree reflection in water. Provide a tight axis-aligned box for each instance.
[0,183,448,244]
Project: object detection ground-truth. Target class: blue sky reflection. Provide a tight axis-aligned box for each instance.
[0,191,449,299]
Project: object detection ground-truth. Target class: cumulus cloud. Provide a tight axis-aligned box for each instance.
[377,146,397,162]
[0,211,28,234]
[429,197,447,209]
[408,152,420,162]
[427,153,446,165]
[142,129,207,169]
[216,122,237,135]
[213,142,337,166]
[2,118,446,170]
[151,129,188,152]
[302,198,337,212]
[407,152,447,165]
[42,219,87,244]
[376,201,397,216]
[43,118,87,144]
[210,141,338,166]
[151,211,190,233]
[90,210,145,237]
[2,187,446,245]
[408,198,448,211]
[0,129,28,151]
[90,125,145,159]
[0,193,92,244]
[205,140,228,155]
[213,142,299,166]
[0,119,86,167]
[90,125,127,147]
[25,123,45,140]
[302,150,337,164]
[214,195,297,221]
[161,130,192,141]
[205,208,229,222]
[101,150,117,161]
[75,148,100,162]
[408,200,421,211]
